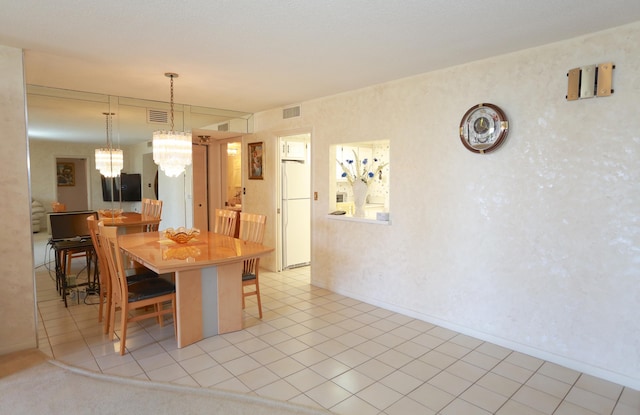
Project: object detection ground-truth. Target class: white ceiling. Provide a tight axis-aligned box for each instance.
[1,1,640,143]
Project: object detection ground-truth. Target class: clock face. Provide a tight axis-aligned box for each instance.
[459,103,509,153]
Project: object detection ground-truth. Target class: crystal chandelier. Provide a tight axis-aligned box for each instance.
[153,72,192,177]
[95,112,123,178]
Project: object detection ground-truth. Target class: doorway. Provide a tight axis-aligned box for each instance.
[55,157,89,211]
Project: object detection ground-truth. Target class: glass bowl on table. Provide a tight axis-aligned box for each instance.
[163,227,200,244]
[98,208,124,219]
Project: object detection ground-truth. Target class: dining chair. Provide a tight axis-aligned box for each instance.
[87,217,158,334]
[141,198,163,231]
[98,223,176,355]
[213,208,238,237]
[238,212,267,319]
[51,203,91,280]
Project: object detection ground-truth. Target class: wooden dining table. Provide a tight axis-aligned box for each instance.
[99,212,160,234]
[118,231,273,348]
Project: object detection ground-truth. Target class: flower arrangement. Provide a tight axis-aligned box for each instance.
[337,149,388,185]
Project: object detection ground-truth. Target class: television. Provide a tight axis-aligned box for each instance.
[49,211,98,241]
[101,173,142,202]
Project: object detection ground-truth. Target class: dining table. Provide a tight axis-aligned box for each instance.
[117,230,274,348]
[99,212,160,234]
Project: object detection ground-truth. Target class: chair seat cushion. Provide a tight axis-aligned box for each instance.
[242,273,256,282]
[127,278,175,302]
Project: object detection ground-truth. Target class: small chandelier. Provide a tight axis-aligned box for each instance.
[153,72,192,177]
[95,112,123,178]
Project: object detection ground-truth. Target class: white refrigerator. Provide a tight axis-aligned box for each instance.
[282,160,311,269]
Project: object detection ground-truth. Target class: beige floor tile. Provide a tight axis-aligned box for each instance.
[441,398,492,415]
[255,378,302,402]
[512,385,562,414]
[309,357,350,379]
[330,395,379,415]
[461,384,509,413]
[356,381,404,410]
[146,362,189,382]
[332,369,376,394]
[536,361,580,384]
[575,373,624,399]
[385,396,436,415]
[237,366,280,390]
[492,360,535,383]
[564,386,617,414]
[305,381,351,408]
[408,382,456,412]
[476,372,522,397]
[428,370,472,396]
[496,399,547,415]
[266,356,306,378]
[191,364,234,387]
[286,367,329,392]
[526,372,572,398]
[379,369,423,395]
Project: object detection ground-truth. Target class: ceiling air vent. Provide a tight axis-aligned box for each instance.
[218,123,229,132]
[147,108,168,124]
[283,106,301,119]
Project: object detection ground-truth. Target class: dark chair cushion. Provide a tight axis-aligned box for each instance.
[125,268,158,284]
[127,278,175,302]
[242,273,256,282]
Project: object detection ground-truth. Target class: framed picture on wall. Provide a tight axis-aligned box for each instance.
[248,142,264,180]
[57,162,75,186]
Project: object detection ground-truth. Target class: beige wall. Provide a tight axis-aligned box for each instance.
[0,45,37,354]
[250,22,640,388]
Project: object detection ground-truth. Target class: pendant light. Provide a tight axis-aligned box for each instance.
[95,112,123,178]
[152,72,192,177]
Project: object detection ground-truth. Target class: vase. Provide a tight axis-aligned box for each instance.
[351,180,369,217]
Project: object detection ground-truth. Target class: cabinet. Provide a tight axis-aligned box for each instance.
[281,141,306,161]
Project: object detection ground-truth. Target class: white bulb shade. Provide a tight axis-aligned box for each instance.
[152,131,193,177]
[95,148,123,178]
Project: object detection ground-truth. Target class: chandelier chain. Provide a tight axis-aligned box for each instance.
[169,74,175,131]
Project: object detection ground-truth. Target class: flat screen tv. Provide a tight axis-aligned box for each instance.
[101,173,142,202]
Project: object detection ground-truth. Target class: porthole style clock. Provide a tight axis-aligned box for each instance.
[459,103,509,153]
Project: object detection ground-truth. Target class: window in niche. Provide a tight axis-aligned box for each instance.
[330,140,389,220]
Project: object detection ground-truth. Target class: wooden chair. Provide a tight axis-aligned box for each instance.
[141,198,163,231]
[213,209,238,237]
[98,223,176,355]
[51,203,91,279]
[238,212,267,319]
[87,217,157,334]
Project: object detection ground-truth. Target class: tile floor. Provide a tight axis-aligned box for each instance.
[33,234,639,415]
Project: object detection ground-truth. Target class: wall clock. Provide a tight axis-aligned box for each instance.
[459,103,509,154]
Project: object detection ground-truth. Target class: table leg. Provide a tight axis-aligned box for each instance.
[173,261,243,348]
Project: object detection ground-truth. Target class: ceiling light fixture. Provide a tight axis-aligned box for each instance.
[152,72,192,177]
[95,112,123,178]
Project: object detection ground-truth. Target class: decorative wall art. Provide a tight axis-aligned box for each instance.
[56,162,75,186]
[248,142,264,180]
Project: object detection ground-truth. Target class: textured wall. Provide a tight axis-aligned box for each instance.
[253,22,640,388]
[0,45,37,354]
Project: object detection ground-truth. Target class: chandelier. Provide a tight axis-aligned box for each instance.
[152,72,192,177]
[95,112,123,178]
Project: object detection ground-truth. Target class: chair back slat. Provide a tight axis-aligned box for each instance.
[98,223,127,308]
[213,209,238,237]
[141,198,163,231]
[238,212,266,244]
